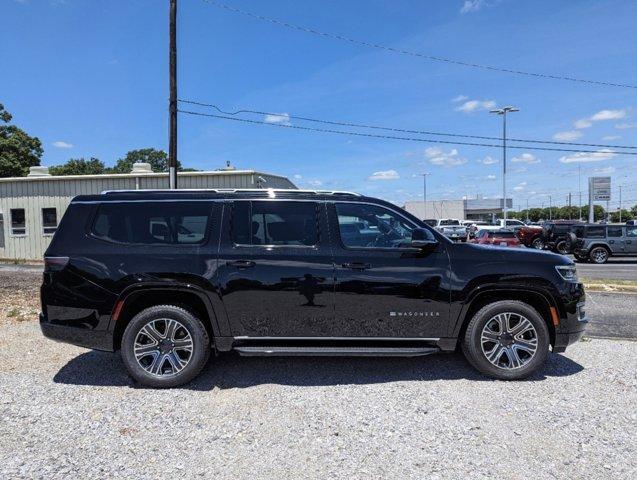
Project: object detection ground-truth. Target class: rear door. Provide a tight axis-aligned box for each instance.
[329,201,450,338]
[217,200,335,337]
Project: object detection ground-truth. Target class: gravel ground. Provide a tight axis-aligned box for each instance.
[0,271,635,479]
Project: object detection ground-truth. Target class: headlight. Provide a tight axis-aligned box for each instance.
[555,265,578,282]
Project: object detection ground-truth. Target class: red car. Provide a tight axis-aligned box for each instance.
[472,229,521,247]
[516,225,544,249]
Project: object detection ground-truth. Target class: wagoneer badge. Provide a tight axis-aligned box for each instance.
[390,311,440,317]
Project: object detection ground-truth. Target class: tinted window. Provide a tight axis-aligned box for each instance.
[92,202,210,244]
[506,220,523,226]
[336,203,421,248]
[42,208,57,235]
[439,219,460,226]
[489,231,516,238]
[10,209,26,235]
[626,226,637,238]
[232,201,318,246]
[607,226,623,238]
[586,226,606,238]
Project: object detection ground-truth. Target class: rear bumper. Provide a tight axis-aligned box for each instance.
[40,313,115,351]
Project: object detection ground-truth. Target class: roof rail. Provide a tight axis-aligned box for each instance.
[100,188,361,196]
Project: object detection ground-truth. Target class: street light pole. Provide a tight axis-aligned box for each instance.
[490,106,519,222]
[168,0,178,189]
[419,173,430,219]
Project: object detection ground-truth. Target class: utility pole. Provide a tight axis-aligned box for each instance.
[168,0,178,189]
[419,173,430,219]
[549,195,552,220]
[526,198,530,223]
[578,164,582,221]
[568,192,572,219]
[490,106,519,222]
[619,185,623,222]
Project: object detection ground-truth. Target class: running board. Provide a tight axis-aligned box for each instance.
[234,345,440,357]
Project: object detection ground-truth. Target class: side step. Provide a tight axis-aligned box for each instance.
[234,345,440,357]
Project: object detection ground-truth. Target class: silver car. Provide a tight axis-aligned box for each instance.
[435,219,468,242]
[572,224,637,263]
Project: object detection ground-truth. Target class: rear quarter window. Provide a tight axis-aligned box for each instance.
[91,202,211,245]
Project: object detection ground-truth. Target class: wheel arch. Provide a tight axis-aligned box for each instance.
[454,287,559,348]
[110,285,221,351]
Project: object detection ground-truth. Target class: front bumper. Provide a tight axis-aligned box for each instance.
[40,313,115,351]
[552,301,588,353]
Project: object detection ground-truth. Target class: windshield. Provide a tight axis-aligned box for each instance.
[439,220,460,226]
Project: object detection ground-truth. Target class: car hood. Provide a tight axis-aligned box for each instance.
[452,242,573,266]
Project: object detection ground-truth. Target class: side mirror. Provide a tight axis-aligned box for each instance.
[411,227,438,248]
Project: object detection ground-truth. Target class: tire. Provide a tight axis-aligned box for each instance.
[121,305,210,388]
[461,300,550,380]
[555,240,569,255]
[589,246,609,264]
[574,253,588,262]
[531,237,544,250]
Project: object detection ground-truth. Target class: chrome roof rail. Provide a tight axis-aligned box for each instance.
[100,188,361,196]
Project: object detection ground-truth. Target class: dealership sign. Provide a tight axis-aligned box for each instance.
[589,176,611,201]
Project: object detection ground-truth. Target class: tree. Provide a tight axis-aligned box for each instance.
[0,103,43,177]
[111,148,182,173]
[49,157,106,176]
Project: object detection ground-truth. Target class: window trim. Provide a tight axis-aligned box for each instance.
[42,207,58,236]
[333,201,433,252]
[9,208,27,237]
[230,199,320,249]
[88,201,213,247]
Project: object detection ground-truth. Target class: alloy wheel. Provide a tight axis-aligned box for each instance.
[591,248,608,264]
[133,319,194,377]
[531,238,544,250]
[480,313,538,370]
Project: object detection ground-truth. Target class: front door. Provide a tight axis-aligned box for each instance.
[329,202,451,338]
[217,200,335,337]
[625,225,637,254]
[606,226,625,254]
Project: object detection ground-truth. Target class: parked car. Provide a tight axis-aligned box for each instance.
[464,220,490,238]
[433,219,467,241]
[479,219,526,233]
[517,224,544,249]
[541,220,583,254]
[40,189,586,387]
[471,229,521,247]
[422,219,438,227]
[572,223,637,263]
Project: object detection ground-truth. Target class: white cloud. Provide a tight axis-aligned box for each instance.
[454,99,496,114]
[478,155,498,165]
[486,174,496,180]
[615,123,637,130]
[575,109,627,129]
[574,118,592,129]
[553,130,582,141]
[558,149,617,163]
[367,169,399,181]
[590,109,626,121]
[452,94,468,103]
[52,141,73,148]
[511,153,540,164]
[307,179,323,187]
[593,166,615,174]
[513,182,527,192]
[264,113,291,125]
[293,174,302,180]
[460,0,492,14]
[425,147,467,167]
[602,135,621,141]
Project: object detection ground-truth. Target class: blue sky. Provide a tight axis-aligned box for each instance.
[2,0,637,209]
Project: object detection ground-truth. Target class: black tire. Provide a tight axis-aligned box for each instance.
[589,246,609,264]
[574,253,588,262]
[531,237,544,250]
[121,305,210,388]
[461,300,550,380]
[555,240,569,255]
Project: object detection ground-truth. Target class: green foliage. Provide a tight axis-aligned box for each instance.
[111,148,182,173]
[509,204,612,222]
[0,103,43,177]
[609,209,635,223]
[49,157,106,176]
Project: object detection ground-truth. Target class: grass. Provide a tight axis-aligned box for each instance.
[581,277,637,293]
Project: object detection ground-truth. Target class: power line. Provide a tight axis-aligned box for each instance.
[178,99,637,151]
[178,108,637,156]
[202,0,637,90]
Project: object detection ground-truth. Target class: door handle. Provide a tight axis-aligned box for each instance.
[609,240,615,244]
[627,240,632,244]
[226,260,256,269]
[342,262,371,270]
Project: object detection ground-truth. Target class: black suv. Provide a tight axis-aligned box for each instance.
[40,189,587,387]
[541,221,583,254]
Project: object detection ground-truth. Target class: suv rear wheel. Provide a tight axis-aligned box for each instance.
[462,300,550,380]
[555,240,570,255]
[121,305,210,388]
[589,246,609,264]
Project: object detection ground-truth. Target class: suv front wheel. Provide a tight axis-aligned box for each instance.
[462,300,550,380]
[121,305,211,388]
[589,246,609,264]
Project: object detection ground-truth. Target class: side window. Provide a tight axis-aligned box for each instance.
[626,226,637,238]
[586,226,606,239]
[607,226,623,238]
[10,208,26,236]
[335,203,421,249]
[231,201,318,247]
[42,208,58,235]
[92,202,211,245]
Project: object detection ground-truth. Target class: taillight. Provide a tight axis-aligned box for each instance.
[44,256,69,272]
